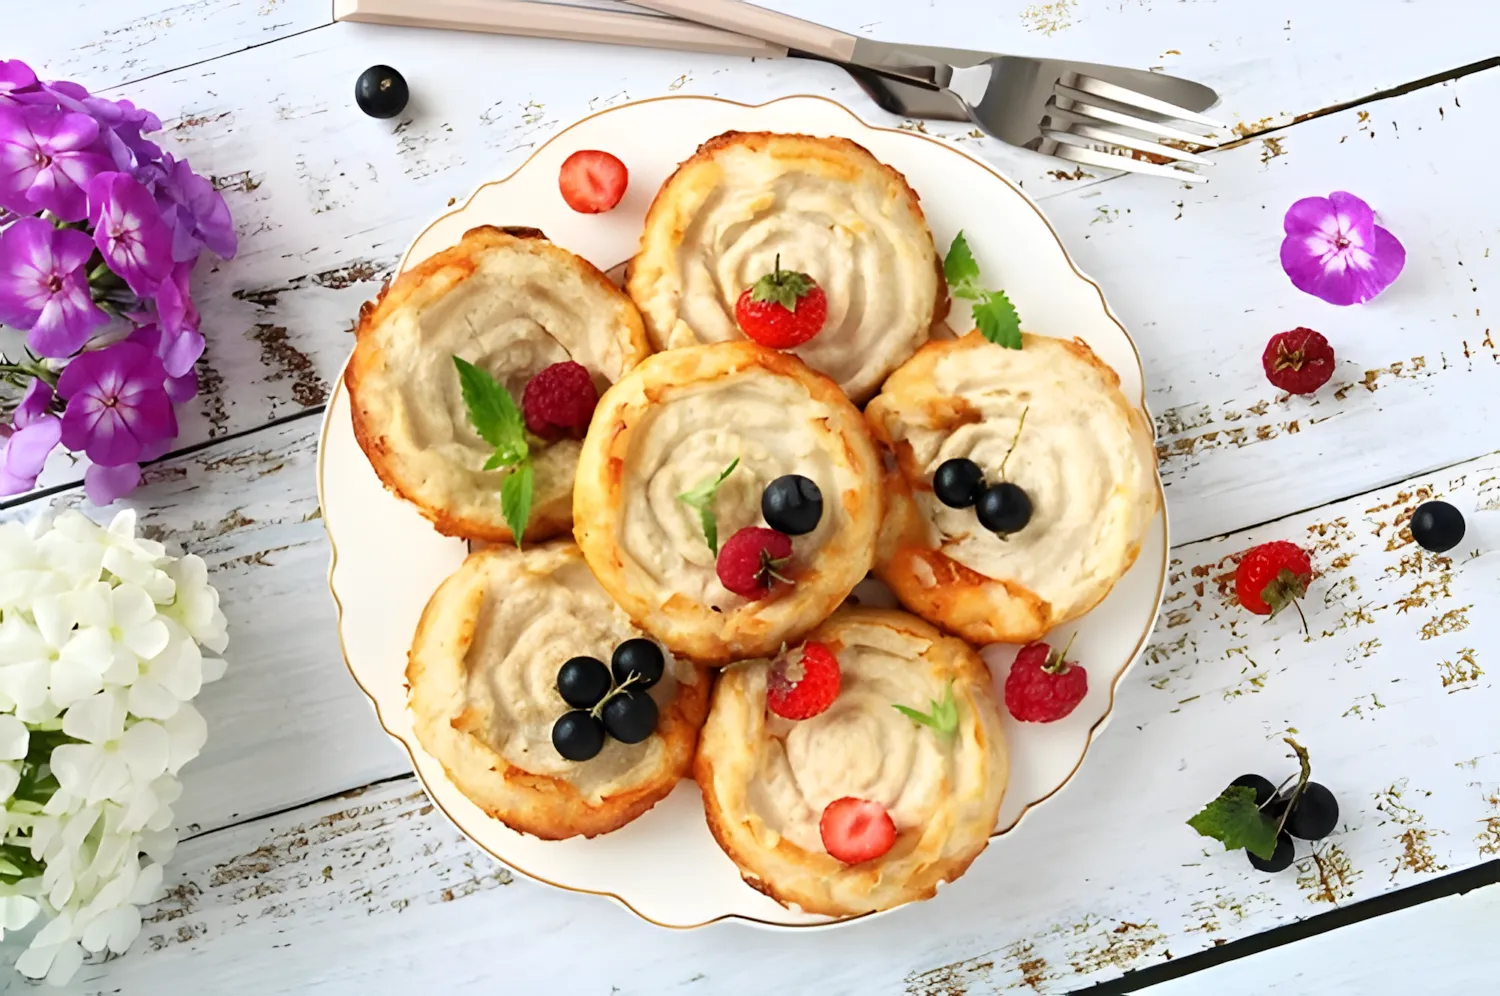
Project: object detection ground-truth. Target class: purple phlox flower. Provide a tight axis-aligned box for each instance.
[151,263,204,376]
[0,60,38,100]
[83,95,163,173]
[0,380,61,496]
[129,322,200,401]
[1281,191,1405,306]
[154,154,235,261]
[0,217,109,357]
[87,171,172,296]
[57,340,177,467]
[0,104,113,221]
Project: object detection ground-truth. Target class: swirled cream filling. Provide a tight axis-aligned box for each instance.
[461,556,690,800]
[900,344,1156,616]
[657,150,939,401]
[618,368,858,607]
[382,250,635,508]
[747,624,952,853]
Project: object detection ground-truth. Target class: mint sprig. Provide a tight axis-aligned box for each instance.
[454,355,533,546]
[677,458,739,554]
[893,681,959,740]
[944,231,1022,350]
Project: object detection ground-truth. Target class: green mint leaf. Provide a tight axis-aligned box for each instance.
[974,290,1022,350]
[893,682,959,738]
[1187,785,1279,860]
[944,231,982,299]
[677,458,739,554]
[500,460,534,549]
[453,356,528,461]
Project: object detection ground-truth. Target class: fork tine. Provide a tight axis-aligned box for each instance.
[1051,144,1209,184]
[1051,124,1215,167]
[1064,72,1227,130]
[1052,95,1221,147]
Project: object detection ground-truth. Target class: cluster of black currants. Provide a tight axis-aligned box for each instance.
[551,639,666,761]
[1233,773,1340,873]
[932,457,1032,534]
[761,474,823,535]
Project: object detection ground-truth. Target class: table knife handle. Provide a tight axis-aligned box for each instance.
[627,0,858,62]
[333,0,788,59]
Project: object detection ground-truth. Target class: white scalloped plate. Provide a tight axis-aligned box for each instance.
[318,94,1168,929]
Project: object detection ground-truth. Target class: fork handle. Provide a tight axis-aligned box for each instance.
[627,0,858,61]
[333,0,787,58]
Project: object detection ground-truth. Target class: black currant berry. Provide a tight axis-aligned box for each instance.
[355,65,409,119]
[761,475,823,535]
[602,689,658,744]
[1283,782,1339,840]
[1230,773,1278,808]
[1248,831,1295,873]
[1409,501,1465,553]
[552,710,605,761]
[557,656,612,708]
[933,458,986,509]
[611,638,665,689]
[976,481,1033,533]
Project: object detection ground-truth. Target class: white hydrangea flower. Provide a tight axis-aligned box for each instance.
[0,505,226,985]
[162,554,227,654]
[52,692,170,808]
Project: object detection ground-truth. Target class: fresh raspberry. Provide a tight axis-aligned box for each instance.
[766,642,841,720]
[1235,541,1312,630]
[521,361,599,440]
[1005,637,1087,723]
[819,797,897,864]
[1263,328,1334,395]
[715,527,793,599]
[734,259,828,349]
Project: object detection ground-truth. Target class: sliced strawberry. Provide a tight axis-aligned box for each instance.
[559,150,628,214]
[819,797,896,864]
[766,642,840,720]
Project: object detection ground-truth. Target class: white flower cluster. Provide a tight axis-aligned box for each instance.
[0,509,227,984]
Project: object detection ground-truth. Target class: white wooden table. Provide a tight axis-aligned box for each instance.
[7,2,1500,992]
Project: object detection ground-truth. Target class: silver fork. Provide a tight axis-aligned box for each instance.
[630,0,1225,183]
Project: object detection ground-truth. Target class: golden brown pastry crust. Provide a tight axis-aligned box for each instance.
[406,542,711,840]
[347,225,651,544]
[573,341,883,665]
[866,332,1159,645]
[695,608,1007,916]
[628,131,948,405]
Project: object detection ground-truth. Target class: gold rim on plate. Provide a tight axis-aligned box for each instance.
[316,92,1170,930]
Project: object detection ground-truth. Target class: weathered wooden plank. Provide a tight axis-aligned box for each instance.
[10,444,1493,993]
[1043,70,1500,542]
[1146,883,1500,995]
[13,0,329,91]
[0,416,404,840]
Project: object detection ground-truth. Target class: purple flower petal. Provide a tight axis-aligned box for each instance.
[161,329,204,379]
[87,172,171,295]
[155,157,236,261]
[0,415,61,494]
[0,61,38,97]
[84,461,140,506]
[1280,191,1405,306]
[165,368,198,404]
[13,379,54,429]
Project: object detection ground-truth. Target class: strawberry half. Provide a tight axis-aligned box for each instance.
[819,797,896,864]
[558,150,628,214]
[766,641,841,720]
